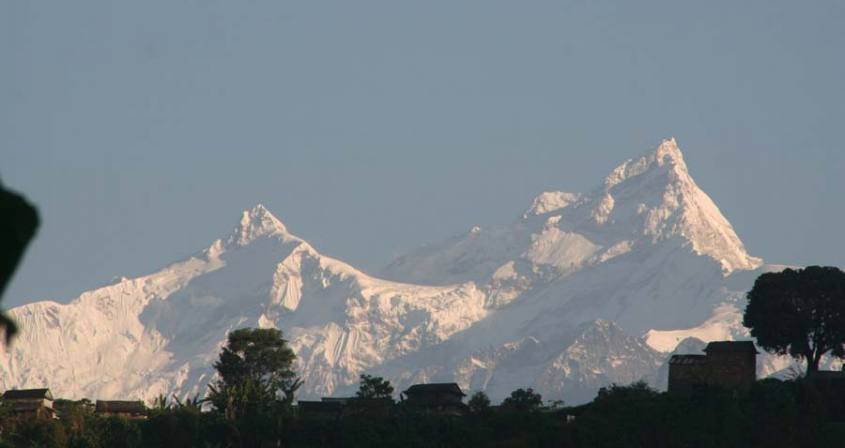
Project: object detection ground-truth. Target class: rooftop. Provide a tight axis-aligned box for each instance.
[95,400,146,414]
[403,383,466,396]
[669,354,707,365]
[298,400,345,412]
[321,397,354,403]
[2,388,53,400]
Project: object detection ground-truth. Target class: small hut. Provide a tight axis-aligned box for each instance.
[95,400,147,419]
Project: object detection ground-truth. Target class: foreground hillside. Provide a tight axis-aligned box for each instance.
[0,139,794,403]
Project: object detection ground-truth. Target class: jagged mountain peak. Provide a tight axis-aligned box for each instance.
[587,139,760,272]
[226,204,297,247]
[602,138,688,190]
[383,139,762,288]
[2,137,780,407]
[653,137,685,167]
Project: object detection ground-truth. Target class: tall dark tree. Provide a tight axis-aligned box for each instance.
[744,266,845,375]
[356,374,394,400]
[501,388,543,412]
[467,391,492,415]
[208,328,302,418]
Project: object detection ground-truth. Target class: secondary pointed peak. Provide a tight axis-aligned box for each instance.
[603,138,689,189]
[228,204,293,246]
[589,138,762,272]
[244,203,286,228]
[524,191,582,217]
[653,137,688,170]
[655,137,681,156]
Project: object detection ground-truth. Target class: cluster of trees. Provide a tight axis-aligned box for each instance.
[744,266,845,375]
[566,379,845,447]
[2,266,845,447]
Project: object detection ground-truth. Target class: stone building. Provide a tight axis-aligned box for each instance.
[668,341,758,393]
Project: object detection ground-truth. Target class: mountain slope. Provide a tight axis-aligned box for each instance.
[383,139,760,286]
[1,139,782,404]
[1,206,487,400]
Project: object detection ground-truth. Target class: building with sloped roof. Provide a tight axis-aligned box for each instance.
[402,383,467,415]
[1,388,55,419]
[668,341,758,393]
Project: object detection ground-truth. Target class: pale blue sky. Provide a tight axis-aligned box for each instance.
[2,1,843,307]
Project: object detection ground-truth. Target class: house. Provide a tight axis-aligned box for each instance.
[95,400,147,419]
[703,341,758,388]
[668,341,758,393]
[53,398,95,416]
[1,388,55,419]
[402,383,467,415]
[667,355,709,394]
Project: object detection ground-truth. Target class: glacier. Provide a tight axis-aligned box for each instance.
[0,139,798,404]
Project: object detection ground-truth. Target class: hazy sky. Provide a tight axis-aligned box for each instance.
[2,1,843,307]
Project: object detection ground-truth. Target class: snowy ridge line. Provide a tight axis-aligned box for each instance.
[2,139,782,404]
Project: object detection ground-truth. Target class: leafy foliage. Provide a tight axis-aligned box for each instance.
[356,374,394,400]
[207,327,302,421]
[204,327,302,447]
[501,387,543,412]
[210,328,301,403]
[467,390,491,415]
[744,266,845,374]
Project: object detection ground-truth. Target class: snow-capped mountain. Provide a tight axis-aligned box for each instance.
[0,139,784,404]
[0,205,487,401]
[372,319,664,405]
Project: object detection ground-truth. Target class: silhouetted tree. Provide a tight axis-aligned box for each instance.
[467,391,491,415]
[151,394,170,411]
[97,416,142,448]
[208,328,302,416]
[6,418,67,448]
[172,393,204,411]
[207,328,301,447]
[501,388,543,412]
[356,374,394,400]
[207,328,302,448]
[744,266,845,375]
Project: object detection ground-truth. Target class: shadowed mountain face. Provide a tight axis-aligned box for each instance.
[0,140,782,404]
